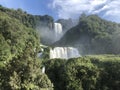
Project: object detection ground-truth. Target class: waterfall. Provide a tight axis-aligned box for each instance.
[49,23,80,59]
[50,47,80,59]
[42,66,45,73]
[54,23,63,41]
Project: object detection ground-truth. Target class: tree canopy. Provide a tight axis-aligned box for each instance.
[55,14,120,55]
[0,9,53,90]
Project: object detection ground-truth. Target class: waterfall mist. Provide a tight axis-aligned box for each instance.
[36,26,55,45]
[36,23,64,45]
[37,22,81,59]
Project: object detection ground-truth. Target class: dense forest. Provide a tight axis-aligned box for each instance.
[0,6,120,90]
[0,5,54,45]
[55,14,120,55]
[0,6,53,90]
[0,5,54,29]
[44,55,120,90]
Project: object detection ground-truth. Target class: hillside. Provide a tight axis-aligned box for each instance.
[0,5,54,29]
[0,5,120,90]
[55,14,120,55]
[0,7,53,90]
[0,5,55,45]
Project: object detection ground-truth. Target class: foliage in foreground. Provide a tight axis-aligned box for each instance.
[0,11,53,90]
[44,55,120,90]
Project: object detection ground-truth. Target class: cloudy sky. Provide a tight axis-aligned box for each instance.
[0,0,120,22]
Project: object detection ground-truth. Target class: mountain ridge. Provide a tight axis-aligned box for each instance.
[54,15,120,55]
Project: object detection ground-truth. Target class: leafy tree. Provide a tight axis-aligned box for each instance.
[0,34,11,66]
[0,11,53,90]
[62,58,99,90]
[43,59,66,90]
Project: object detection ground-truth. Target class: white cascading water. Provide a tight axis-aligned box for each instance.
[42,66,45,73]
[50,23,80,59]
[54,23,63,41]
[50,47,80,59]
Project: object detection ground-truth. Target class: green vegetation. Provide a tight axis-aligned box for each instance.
[55,14,120,55]
[43,59,66,90]
[0,5,54,45]
[0,6,120,90]
[44,55,120,90]
[0,5,54,29]
[0,7,53,90]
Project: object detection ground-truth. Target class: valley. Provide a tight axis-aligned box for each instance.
[0,5,120,90]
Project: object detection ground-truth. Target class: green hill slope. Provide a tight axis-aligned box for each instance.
[0,5,54,29]
[55,15,120,55]
[0,9,53,90]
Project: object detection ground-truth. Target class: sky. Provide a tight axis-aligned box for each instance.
[0,0,120,23]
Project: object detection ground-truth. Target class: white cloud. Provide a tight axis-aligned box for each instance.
[50,0,120,22]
